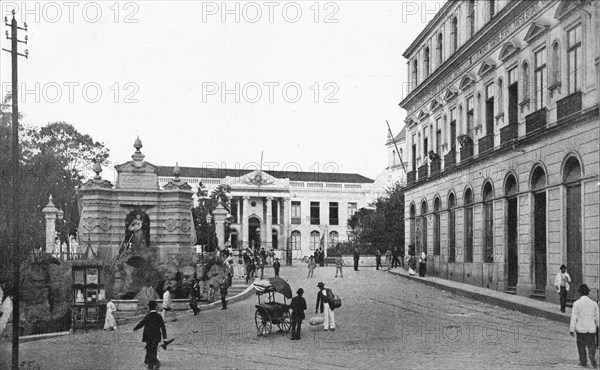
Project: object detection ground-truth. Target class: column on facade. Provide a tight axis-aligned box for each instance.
[516,192,533,296]
[265,197,272,250]
[242,196,249,248]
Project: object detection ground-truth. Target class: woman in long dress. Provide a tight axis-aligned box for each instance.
[104,300,117,330]
[408,254,417,276]
[418,252,427,277]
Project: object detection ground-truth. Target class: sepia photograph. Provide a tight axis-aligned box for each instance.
[0,0,599,369]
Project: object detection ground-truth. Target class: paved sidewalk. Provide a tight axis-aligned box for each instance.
[387,267,572,324]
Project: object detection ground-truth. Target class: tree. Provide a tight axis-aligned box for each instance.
[191,183,232,251]
[347,182,405,254]
[0,94,110,292]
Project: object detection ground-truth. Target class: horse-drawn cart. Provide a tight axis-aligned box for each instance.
[253,277,292,336]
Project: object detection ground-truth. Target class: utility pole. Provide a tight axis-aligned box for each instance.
[2,9,28,370]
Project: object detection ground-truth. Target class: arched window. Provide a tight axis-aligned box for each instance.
[437,33,444,66]
[531,166,546,190]
[522,61,530,102]
[433,197,441,256]
[483,182,494,262]
[451,17,458,52]
[291,230,301,250]
[448,193,456,262]
[552,41,561,86]
[464,188,474,263]
[328,231,339,249]
[424,47,430,78]
[310,231,320,250]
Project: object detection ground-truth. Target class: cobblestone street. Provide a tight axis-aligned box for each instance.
[0,265,590,369]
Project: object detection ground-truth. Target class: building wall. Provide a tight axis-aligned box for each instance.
[400,0,600,301]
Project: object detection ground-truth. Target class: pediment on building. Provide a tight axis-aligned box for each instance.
[429,99,442,112]
[459,73,476,90]
[443,87,458,102]
[524,21,550,43]
[114,160,159,174]
[499,40,521,62]
[477,58,497,77]
[416,109,430,121]
[225,170,289,189]
[405,117,416,128]
[554,0,580,20]
[80,178,114,190]
[163,180,192,191]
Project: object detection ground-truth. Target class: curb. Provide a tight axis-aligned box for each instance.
[8,281,259,343]
[387,269,570,324]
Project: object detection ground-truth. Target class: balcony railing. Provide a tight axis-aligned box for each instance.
[557,91,582,120]
[444,149,456,167]
[430,159,441,175]
[407,171,416,185]
[525,107,548,134]
[418,164,429,180]
[500,124,518,144]
[460,143,474,161]
[478,135,494,154]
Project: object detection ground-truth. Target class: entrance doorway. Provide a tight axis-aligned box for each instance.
[534,192,547,293]
[248,217,261,253]
[564,157,582,300]
[505,175,518,288]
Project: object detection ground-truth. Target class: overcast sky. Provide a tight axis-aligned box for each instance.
[0,1,445,180]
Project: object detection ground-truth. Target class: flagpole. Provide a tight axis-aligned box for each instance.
[386,120,407,173]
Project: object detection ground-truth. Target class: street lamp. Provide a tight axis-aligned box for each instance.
[205,213,213,256]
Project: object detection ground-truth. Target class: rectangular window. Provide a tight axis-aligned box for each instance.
[468,0,475,37]
[450,108,457,149]
[567,24,581,94]
[508,67,519,125]
[534,47,547,109]
[348,202,357,218]
[291,201,301,224]
[466,96,474,135]
[310,202,320,225]
[271,200,278,225]
[231,198,238,223]
[485,83,495,136]
[329,202,339,225]
[435,117,442,154]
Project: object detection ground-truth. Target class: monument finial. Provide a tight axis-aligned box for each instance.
[134,136,143,153]
[173,162,181,182]
[93,161,102,180]
[131,136,146,164]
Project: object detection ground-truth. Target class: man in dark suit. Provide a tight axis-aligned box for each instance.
[290,288,307,340]
[134,300,167,369]
[353,247,360,271]
[315,282,335,331]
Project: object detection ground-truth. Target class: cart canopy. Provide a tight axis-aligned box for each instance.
[253,277,292,299]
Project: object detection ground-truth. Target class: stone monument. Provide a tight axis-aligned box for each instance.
[77,137,196,299]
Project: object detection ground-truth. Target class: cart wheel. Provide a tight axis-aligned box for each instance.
[278,311,291,333]
[255,308,272,336]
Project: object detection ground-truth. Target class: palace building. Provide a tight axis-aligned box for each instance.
[400,0,599,301]
[156,166,374,259]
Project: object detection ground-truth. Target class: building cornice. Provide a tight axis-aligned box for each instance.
[400,0,555,116]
